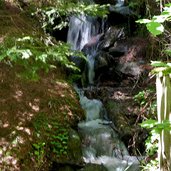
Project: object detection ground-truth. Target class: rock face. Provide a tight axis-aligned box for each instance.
[90,34,149,85]
[81,8,150,85]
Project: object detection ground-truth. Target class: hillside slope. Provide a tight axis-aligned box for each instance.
[0,1,84,170]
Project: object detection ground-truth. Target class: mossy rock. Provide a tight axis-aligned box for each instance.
[67,129,83,163]
[80,164,107,171]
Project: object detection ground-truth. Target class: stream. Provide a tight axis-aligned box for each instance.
[67,0,141,170]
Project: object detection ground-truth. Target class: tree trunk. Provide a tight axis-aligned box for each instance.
[156,74,171,171]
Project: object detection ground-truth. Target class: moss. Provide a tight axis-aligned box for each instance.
[0,3,85,170]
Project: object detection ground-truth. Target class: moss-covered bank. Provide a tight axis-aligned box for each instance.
[0,1,85,170]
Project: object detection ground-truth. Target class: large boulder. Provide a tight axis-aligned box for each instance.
[93,37,149,85]
[115,37,148,78]
[67,129,83,163]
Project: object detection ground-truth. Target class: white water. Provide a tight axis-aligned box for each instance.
[67,14,101,84]
[68,1,141,170]
[67,15,100,51]
[115,0,125,7]
[76,89,140,171]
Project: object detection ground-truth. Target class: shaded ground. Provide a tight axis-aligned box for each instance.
[0,63,84,170]
[0,2,84,170]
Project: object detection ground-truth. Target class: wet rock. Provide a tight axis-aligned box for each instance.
[82,33,104,54]
[115,38,148,78]
[51,129,83,170]
[104,90,147,155]
[117,62,143,78]
[67,128,83,163]
[79,163,107,171]
[94,51,113,69]
[94,51,121,83]
[54,165,74,171]
[109,5,135,16]
[99,26,125,50]
[68,55,86,73]
[94,0,117,5]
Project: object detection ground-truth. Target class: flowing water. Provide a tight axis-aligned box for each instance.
[67,14,100,84]
[67,0,141,170]
[75,88,140,171]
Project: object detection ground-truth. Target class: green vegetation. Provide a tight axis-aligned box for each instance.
[33,112,69,158]
[34,1,109,31]
[0,35,85,80]
[137,2,171,170]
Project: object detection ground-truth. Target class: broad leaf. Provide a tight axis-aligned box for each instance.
[136,19,151,24]
[151,61,168,67]
[146,22,164,36]
[140,119,157,129]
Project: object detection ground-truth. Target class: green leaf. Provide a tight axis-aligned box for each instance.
[151,61,168,67]
[153,15,168,23]
[146,22,164,36]
[21,49,32,59]
[136,19,151,24]
[140,119,157,129]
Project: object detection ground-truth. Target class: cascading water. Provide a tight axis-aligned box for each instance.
[67,15,99,51]
[115,0,125,7]
[74,87,140,171]
[67,13,101,84]
[67,0,141,170]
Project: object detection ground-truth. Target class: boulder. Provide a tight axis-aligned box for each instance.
[98,26,125,50]
[80,163,107,171]
[82,33,104,55]
[67,128,83,164]
[115,38,148,78]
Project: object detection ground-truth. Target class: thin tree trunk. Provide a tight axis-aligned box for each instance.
[156,74,171,171]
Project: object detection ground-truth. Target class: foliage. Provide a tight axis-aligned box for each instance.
[137,3,171,36]
[137,5,171,167]
[0,0,5,8]
[0,36,84,80]
[141,119,171,134]
[134,90,150,106]
[141,119,171,157]
[34,1,109,31]
[141,159,159,171]
[33,112,69,161]
[46,121,69,157]
[134,89,157,118]
[151,61,171,76]
[32,142,46,167]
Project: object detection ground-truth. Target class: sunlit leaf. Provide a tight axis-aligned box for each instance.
[140,119,157,129]
[151,61,168,67]
[153,15,168,23]
[146,22,164,36]
[21,49,32,59]
[136,19,151,24]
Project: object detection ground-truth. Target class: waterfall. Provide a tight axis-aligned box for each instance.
[75,87,140,171]
[115,0,125,7]
[67,14,101,84]
[67,1,141,170]
[67,15,100,51]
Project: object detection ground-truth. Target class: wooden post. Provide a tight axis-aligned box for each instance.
[156,74,171,171]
